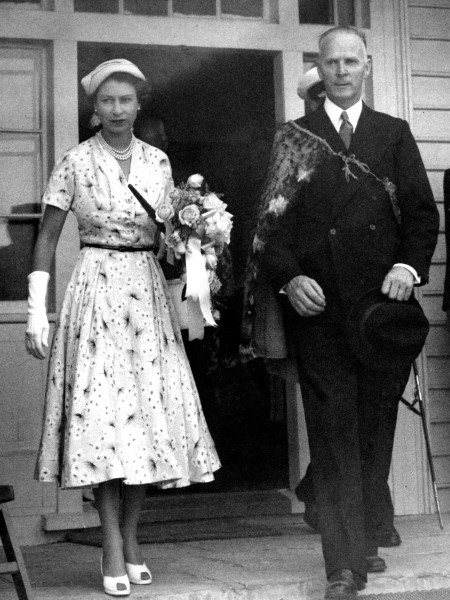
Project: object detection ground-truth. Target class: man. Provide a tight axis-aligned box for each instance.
[252,26,438,599]
[294,66,402,550]
[297,66,326,113]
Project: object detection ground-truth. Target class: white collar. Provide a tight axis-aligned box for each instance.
[324,97,363,133]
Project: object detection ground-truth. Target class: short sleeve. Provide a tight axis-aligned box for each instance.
[42,152,75,212]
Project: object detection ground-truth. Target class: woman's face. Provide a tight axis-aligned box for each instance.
[94,78,139,136]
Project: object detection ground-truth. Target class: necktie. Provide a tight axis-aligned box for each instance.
[339,110,353,150]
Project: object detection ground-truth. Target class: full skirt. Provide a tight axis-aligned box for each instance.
[35,247,221,489]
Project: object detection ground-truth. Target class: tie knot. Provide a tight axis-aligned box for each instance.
[341,111,350,125]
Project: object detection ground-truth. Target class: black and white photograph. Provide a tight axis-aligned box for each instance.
[0,2,449,600]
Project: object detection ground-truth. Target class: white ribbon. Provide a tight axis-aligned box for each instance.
[185,232,217,340]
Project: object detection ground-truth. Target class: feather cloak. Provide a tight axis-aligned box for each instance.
[240,119,400,360]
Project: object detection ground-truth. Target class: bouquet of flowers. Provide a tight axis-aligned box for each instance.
[156,174,233,340]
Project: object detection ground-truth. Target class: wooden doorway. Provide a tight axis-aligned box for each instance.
[77,43,290,512]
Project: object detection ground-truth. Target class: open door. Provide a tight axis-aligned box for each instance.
[78,42,291,519]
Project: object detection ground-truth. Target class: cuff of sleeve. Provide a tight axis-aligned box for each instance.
[394,263,421,285]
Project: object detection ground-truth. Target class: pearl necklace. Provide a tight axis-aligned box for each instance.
[98,132,136,161]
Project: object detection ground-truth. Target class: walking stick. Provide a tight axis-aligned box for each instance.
[400,359,444,529]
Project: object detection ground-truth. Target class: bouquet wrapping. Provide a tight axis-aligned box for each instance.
[157,174,233,340]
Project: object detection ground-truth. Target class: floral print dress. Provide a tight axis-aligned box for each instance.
[35,133,221,489]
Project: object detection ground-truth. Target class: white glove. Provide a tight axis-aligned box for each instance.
[25,271,50,359]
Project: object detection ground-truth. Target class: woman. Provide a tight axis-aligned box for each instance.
[25,59,220,597]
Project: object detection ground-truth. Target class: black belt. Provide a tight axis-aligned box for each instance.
[83,243,154,252]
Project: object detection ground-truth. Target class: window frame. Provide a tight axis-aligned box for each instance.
[74,0,274,22]
[0,43,48,315]
[298,0,370,28]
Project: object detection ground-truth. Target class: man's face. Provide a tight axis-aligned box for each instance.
[317,31,371,109]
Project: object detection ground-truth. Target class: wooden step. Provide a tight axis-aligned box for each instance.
[139,489,292,523]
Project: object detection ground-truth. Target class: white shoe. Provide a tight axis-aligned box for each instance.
[125,562,152,585]
[101,556,130,596]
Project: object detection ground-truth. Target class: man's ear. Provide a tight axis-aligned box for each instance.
[364,57,372,79]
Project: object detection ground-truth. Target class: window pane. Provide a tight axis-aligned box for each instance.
[360,0,370,28]
[0,217,38,302]
[124,0,168,16]
[0,55,40,130]
[222,0,263,18]
[0,135,42,210]
[0,0,40,5]
[298,0,332,24]
[74,0,119,13]
[173,0,215,16]
[337,0,354,25]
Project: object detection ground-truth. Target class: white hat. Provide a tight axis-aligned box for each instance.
[81,59,146,96]
[297,67,322,100]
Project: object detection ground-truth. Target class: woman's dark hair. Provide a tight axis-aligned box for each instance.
[93,72,150,103]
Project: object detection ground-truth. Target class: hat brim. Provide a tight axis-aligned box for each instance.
[81,59,146,96]
[297,67,321,100]
[346,287,429,372]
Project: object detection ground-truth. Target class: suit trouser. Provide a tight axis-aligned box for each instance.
[289,319,410,582]
[296,448,397,533]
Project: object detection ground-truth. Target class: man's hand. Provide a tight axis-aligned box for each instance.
[381,265,414,301]
[286,275,326,317]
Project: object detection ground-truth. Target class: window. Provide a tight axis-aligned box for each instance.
[124,0,168,16]
[0,0,47,9]
[298,0,370,28]
[173,0,215,16]
[222,0,264,19]
[0,0,40,4]
[74,0,118,13]
[75,0,273,21]
[0,46,47,310]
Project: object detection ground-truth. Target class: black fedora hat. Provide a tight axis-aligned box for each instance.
[346,287,430,372]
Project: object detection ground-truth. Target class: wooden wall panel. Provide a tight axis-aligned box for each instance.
[410,7,450,39]
[429,422,450,455]
[412,76,450,109]
[433,232,446,263]
[434,487,450,512]
[428,173,445,200]
[429,388,450,421]
[410,0,450,516]
[426,324,450,355]
[422,295,446,324]
[414,110,450,140]
[417,143,450,171]
[427,356,450,388]
[434,455,450,485]
[410,40,450,73]
[0,324,55,515]
[409,0,450,7]
[428,263,446,293]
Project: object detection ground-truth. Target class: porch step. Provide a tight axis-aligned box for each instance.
[140,489,292,523]
[42,489,292,533]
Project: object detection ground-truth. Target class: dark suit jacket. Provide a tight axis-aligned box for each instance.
[262,103,438,321]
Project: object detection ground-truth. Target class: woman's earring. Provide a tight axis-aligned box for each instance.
[89,111,101,129]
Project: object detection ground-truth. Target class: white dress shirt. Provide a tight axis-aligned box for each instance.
[324,97,363,133]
